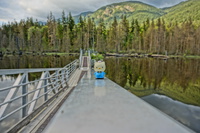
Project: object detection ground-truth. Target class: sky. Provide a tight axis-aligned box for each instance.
[0,0,187,25]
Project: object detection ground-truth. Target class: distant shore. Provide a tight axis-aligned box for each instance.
[105,53,200,59]
[1,51,200,59]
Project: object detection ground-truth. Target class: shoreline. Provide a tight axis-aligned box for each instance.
[105,53,200,59]
[1,51,200,59]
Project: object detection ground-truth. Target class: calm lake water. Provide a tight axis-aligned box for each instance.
[0,55,200,132]
[104,57,200,132]
[0,54,78,69]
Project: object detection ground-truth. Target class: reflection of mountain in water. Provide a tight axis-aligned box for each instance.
[142,94,200,133]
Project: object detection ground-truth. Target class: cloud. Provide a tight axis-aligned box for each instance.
[0,0,187,23]
[0,0,26,22]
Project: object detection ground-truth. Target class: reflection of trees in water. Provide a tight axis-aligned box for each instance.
[0,55,79,86]
[105,57,200,106]
[0,55,78,69]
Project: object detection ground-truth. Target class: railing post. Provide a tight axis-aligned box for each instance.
[66,67,69,81]
[61,69,66,88]
[73,61,75,71]
[88,50,91,59]
[56,71,59,89]
[44,72,48,101]
[88,50,91,68]
[22,73,28,118]
[69,64,72,75]
[79,49,82,68]
[51,71,59,93]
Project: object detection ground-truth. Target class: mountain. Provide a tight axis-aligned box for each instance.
[38,21,46,25]
[162,0,200,23]
[74,0,200,25]
[79,1,165,24]
[74,11,93,23]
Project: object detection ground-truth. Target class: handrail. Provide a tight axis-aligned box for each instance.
[0,59,77,91]
[0,89,53,121]
[0,68,61,76]
[0,59,78,125]
[0,82,53,107]
[0,66,74,92]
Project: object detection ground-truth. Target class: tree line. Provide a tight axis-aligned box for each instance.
[0,11,200,55]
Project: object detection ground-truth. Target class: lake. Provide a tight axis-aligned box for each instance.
[0,55,200,132]
[105,56,200,132]
[0,54,78,69]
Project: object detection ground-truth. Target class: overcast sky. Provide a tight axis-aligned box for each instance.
[0,0,186,25]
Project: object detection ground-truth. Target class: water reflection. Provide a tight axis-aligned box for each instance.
[0,54,78,69]
[105,57,200,132]
[142,94,200,132]
[94,80,106,97]
[105,57,200,107]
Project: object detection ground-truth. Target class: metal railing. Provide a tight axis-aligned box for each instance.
[0,68,61,75]
[0,60,78,127]
[88,49,91,59]
[79,49,83,68]
[79,49,91,68]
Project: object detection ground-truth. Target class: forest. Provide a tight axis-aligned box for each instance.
[0,11,200,56]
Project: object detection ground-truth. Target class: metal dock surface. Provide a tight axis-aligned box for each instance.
[43,70,193,133]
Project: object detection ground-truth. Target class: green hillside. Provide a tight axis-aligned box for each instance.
[86,1,165,24]
[162,0,200,23]
[74,0,200,25]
